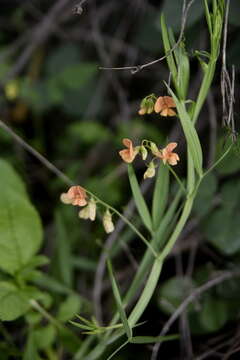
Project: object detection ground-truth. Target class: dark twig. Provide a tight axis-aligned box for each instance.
[99,0,195,74]
[2,0,73,84]
[0,120,73,186]
[221,0,236,141]
[151,270,240,360]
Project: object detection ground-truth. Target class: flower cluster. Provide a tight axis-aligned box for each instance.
[138,95,176,117]
[60,185,114,233]
[119,139,180,179]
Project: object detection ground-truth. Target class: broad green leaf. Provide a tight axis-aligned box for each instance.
[0,160,43,275]
[130,334,178,344]
[0,159,27,197]
[107,260,132,339]
[166,86,203,176]
[58,63,97,90]
[67,121,110,145]
[128,164,152,232]
[199,296,228,332]
[193,173,217,217]
[158,276,195,315]
[57,294,82,322]
[0,190,43,275]
[203,208,240,255]
[34,325,56,350]
[0,282,30,321]
[152,162,169,231]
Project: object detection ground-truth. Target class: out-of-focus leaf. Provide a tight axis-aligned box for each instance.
[199,296,228,332]
[159,0,205,33]
[67,121,111,145]
[34,324,56,350]
[0,282,30,321]
[203,208,240,255]
[23,332,39,360]
[54,211,73,287]
[0,159,26,197]
[193,173,217,217]
[158,276,195,315]
[216,147,240,175]
[0,160,43,275]
[229,1,240,26]
[58,63,97,90]
[46,44,80,75]
[57,294,82,322]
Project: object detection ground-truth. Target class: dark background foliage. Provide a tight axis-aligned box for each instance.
[0,0,240,359]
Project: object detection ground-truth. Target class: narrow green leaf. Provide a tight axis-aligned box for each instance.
[165,85,203,177]
[106,340,129,360]
[107,260,132,339]
[152,162,169,231]
[23,332,39,360]
[160,14,178,81]
[54,211,73,287]
[69,321,93,331]
[204,0,213,35]
[128,164,152,232]
[130,334,179,344]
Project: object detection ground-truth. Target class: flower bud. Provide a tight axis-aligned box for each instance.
[143,161,156,180]
[103,210,114,234]
[79,198,96,221]
[140,145,148,160]
[88,198,97,221]
[150,142,159,156]
[138,94,156,115]
[60,193,72,204]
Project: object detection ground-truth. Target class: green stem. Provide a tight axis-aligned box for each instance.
[167,165,186,194]
[86,190,158,257]
[203,144,233,178]
[29,299,64,331]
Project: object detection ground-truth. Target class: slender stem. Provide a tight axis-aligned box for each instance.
[86,190,158,258]
[29,299,65,331]
[203,144,232,178]
[167,165,187,194]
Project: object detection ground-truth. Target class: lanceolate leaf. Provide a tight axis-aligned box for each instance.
[130,334,179,344]
[152,162,169,231]
[165,86,203,177]
[107,260,132,339]
[128,164,152,232]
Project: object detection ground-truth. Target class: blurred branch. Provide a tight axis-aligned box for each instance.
[1,0,75,84]
[99,0,195,74]
[0,120,73,186]
[151,270,240,360]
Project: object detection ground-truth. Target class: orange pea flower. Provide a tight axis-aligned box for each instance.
[158,142,180,166]
[61,185,88,206]
[154,96,176,117]
[119,138,139,163]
